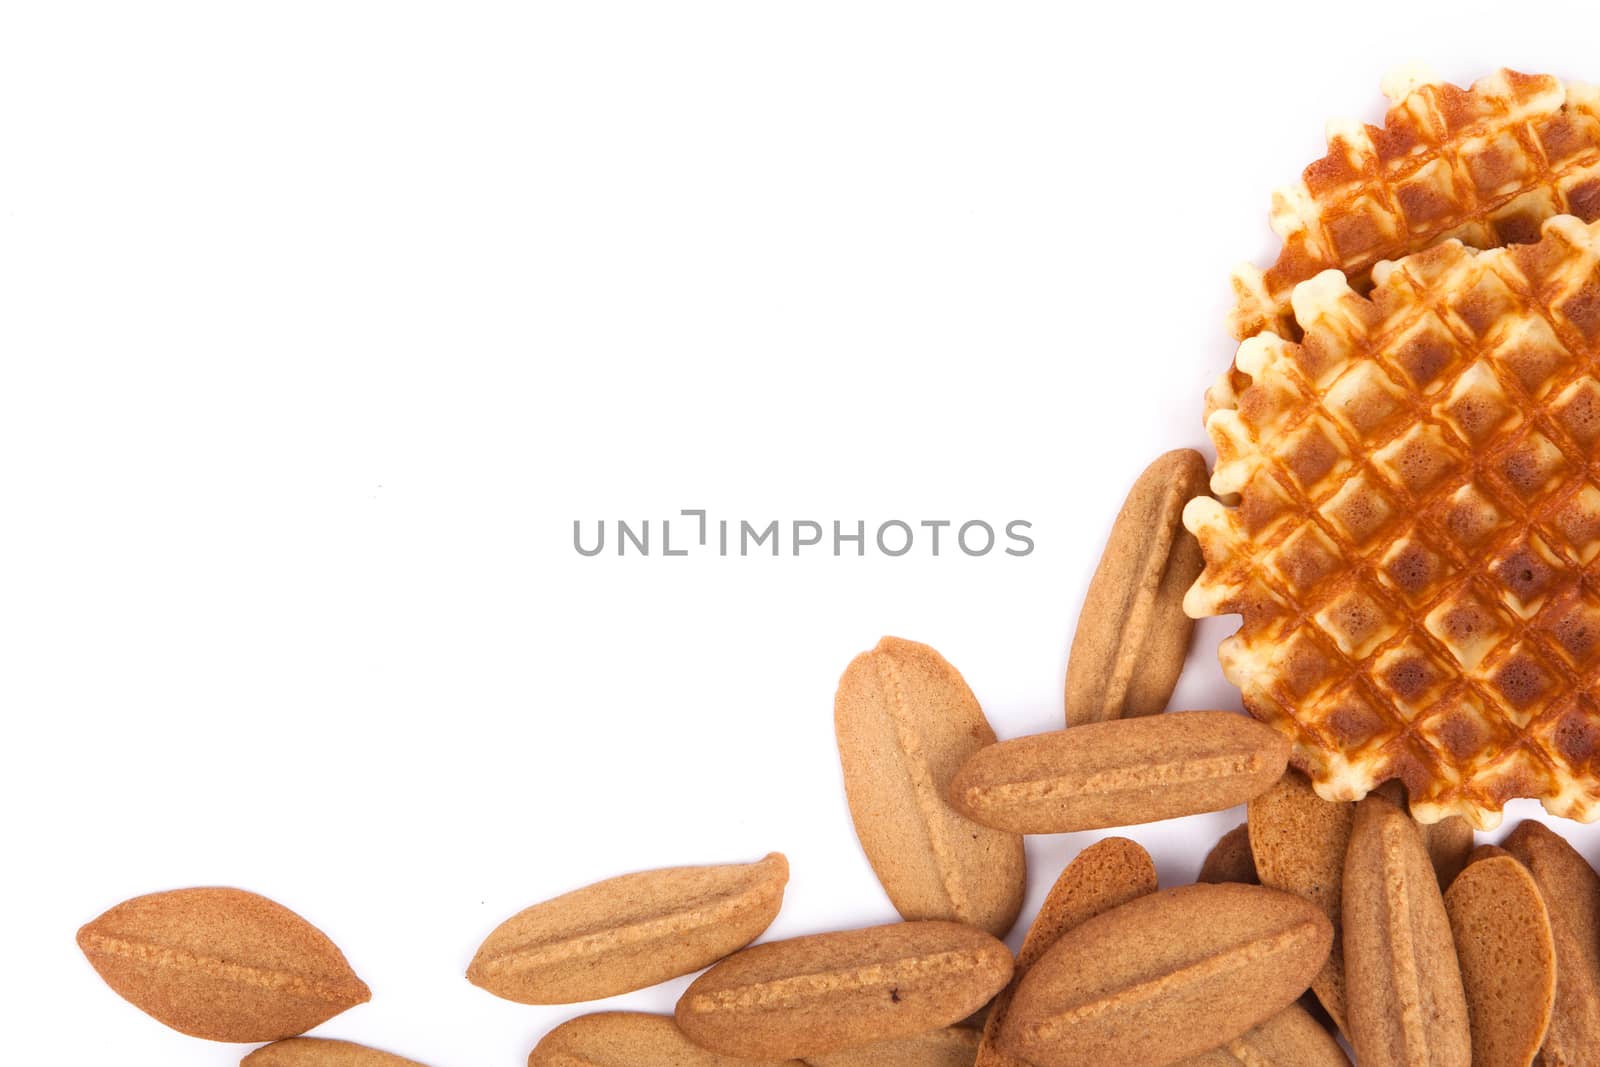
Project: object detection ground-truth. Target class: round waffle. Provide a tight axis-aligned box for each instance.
[1187,214,1600,830]
[1230,68,1600,346]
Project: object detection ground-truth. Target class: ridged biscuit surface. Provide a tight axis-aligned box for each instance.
[1065,449,1208,725]
[76,887,370,1043]
[998,883,1331,1067]
[950,711,1289,834]
[468,853,788,1004]
[836,637,1026,937]
[1374,781,1476,887]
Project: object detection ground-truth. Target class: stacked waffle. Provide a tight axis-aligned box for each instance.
[1185,68,1600,830]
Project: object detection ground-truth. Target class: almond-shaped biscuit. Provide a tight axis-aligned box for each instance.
[242,1039,430,1066]
[1247,769,1353,1033]
[75,887,370,1043]
[529,1012,805,1066]
[1064,448,1209,725]
[976,837,1158,1067]
[1173,1002,1349,1066]
[803,1026,979,1067]
[998,883,1332,1067]
[1342,792,1470,1067]
[1444,854,1556,1067]
[468,853,787,1004]
[835,637,1026,937]
[675,920,1012,1060]
[950,711,1289,834]
[1198,823,1258,885]
[1503,820,1600,1066]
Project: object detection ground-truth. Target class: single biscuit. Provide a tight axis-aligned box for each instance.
[1342,792,1471,1067]
[998,883,1332,1067]
[468,853,788,1004]
[1247,769,1353,1031]
[1468,843,1515,866]
[529,1012,804,1066]
[835,637,1026,937]
[1444,854,1556,1067]
[1503,820,1600,1065]
[1198,823,1258,884]
[675,921,1012,1060]
[950,711,1290,834]
[75,887,370,1043]
[976,838,1158,1067]
[1065,448,1208,725]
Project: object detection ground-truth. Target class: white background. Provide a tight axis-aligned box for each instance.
[6,3,1600,1064]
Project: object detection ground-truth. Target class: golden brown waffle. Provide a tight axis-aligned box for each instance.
[1187,215,1600,829]
[1229,68,1600,346]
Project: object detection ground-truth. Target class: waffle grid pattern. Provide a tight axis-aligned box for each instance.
[1189,216,1600,829]
[1228,69,1600,345]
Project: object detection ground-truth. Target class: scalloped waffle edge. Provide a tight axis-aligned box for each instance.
[1188,214,1600,830]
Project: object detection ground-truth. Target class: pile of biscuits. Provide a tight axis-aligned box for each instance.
[72,67,1600,1067]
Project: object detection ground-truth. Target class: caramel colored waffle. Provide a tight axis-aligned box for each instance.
[1229,69,1600,347]
[1187,215,1600,829]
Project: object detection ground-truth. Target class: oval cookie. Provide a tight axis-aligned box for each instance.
[950,711,1289,834]
[1444,854,1555,1067]
[676,921,1012,1060]
[76,887,370,1043]
[835,637,1026,937]
[468,853,788,1004]
[997,883,1331,1067]
[1064,448,1208,725]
